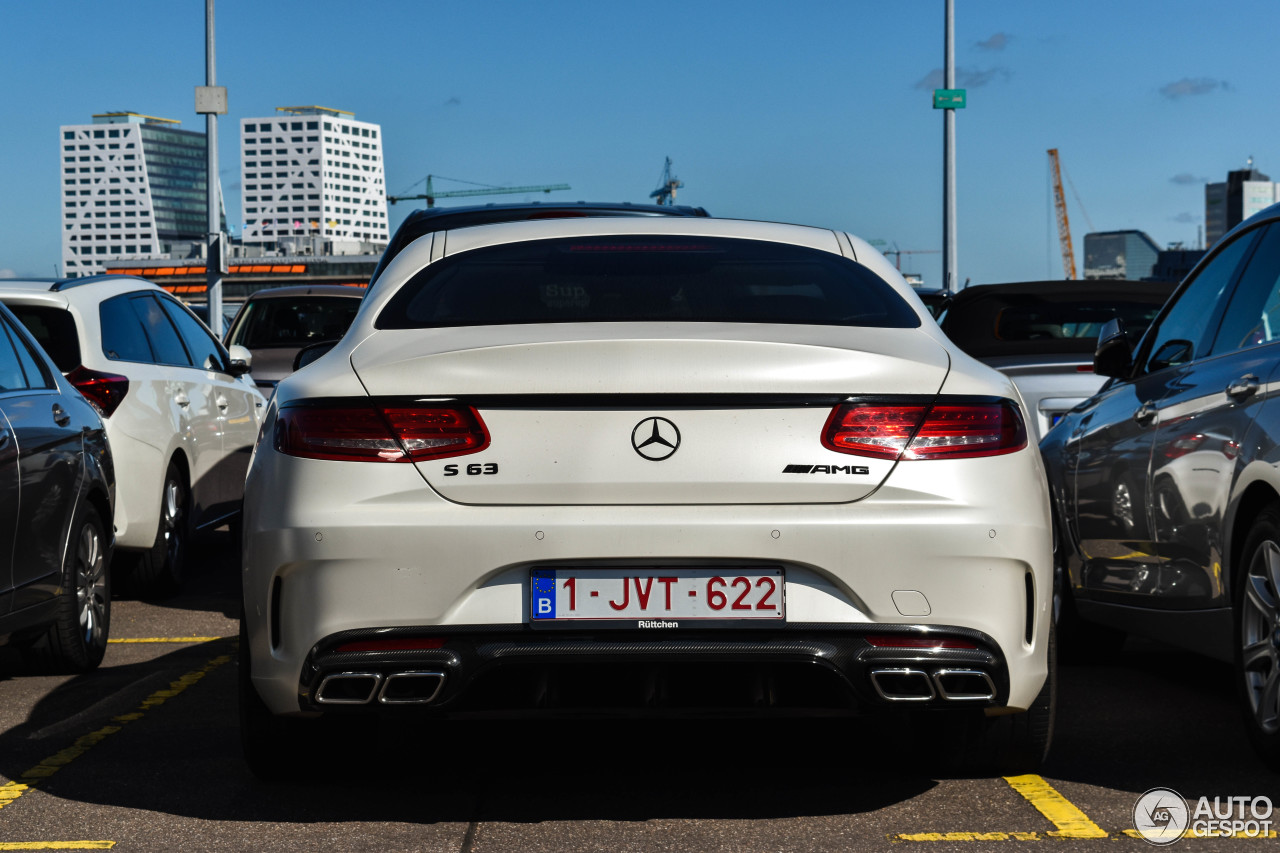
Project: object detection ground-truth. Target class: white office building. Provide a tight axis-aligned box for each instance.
[60,112,212,277]
[240,106,389,253]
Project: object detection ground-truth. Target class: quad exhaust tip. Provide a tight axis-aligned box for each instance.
[315,670,447,706]
[869,668,936,702]
[378,671,446,705]
[869,668,996,703]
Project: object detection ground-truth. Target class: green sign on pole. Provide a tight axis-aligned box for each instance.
[933,89,967,109]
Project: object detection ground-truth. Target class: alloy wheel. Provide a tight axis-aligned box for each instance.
[74,520,107,648]
[1241,538,1280,735]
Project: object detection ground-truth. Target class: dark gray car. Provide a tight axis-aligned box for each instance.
[0,302,114,672]
[223,285,363,398]
[1042,200,1280,770]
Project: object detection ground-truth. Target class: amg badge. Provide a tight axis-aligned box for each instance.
[783,464,870,475]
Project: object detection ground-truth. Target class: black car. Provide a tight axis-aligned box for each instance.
[368,201,711,295]
[0,302,114,672]
[1042,200,1280,769]
[939,280,1175,441]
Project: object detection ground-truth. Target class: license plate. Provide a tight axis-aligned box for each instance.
[530,567,785,623]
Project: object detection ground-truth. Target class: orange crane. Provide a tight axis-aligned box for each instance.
[1047,149,1076,279]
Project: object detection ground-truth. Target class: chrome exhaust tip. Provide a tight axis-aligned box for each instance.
[378,670,447,705]
[932,669,996,701]
[316,671,382,705]
[869,668,936,702]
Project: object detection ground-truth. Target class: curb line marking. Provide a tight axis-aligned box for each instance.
[0,651,232,813]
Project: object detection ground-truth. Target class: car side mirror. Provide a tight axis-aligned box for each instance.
[1093,318,1133,378]
[293,340,337,371]
[227,344,253,378]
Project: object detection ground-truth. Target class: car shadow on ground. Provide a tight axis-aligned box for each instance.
[0,636,939,824]
[1045,638,1278,797]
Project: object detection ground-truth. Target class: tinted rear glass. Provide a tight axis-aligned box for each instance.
[5,305,81,372]
[376,236,919,329]
[941,286,1172,358]
[230,296,360,348]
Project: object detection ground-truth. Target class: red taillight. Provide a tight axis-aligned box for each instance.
[275,403,489,462]
[865,635,978,650]
[1162,432,1206,459]
[823,400,1026,461]
[66,366,129,418]
[335,637,446,653]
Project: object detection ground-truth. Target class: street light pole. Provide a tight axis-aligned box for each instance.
[196,0,228,337]
[942,0,957,293]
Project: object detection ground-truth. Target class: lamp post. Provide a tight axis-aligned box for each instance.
[195,0,228,336]
[932,0,963,293]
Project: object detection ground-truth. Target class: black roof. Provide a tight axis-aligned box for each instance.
[368,201,711,291]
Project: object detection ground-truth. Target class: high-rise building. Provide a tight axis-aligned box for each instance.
[1083,230,1162,280]
[239,106,389,252]
[60,112,213,277]
[1205,162,1278,246]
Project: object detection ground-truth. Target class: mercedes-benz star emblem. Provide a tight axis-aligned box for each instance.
[631,417,681,461]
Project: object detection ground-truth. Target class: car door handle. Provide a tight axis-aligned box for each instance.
[51,403,70,426]
[1226,374,1260,402]
[216,395,229,411]
[0,432,9,450]
[1133,400,1157,424]
[174,392,190,408]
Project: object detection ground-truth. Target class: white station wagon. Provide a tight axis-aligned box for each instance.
[240,218,1054,777]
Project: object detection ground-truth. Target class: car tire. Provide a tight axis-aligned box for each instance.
[239,609,312,781]
[920,625,1056,776]
[1233,502,1280,771]
[24,503,110,673]
[128,462,189,597]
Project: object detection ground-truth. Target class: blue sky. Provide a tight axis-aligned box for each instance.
[1,0,1276,288]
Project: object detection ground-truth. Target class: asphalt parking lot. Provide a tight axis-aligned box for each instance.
[0,529,1276,852]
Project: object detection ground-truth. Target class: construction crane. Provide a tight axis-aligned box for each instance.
[388,174,571,208]
[650,157,683,206]
[1047,149,1076,279]
[882,247,941,271]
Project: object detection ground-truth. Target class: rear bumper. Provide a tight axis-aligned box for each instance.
[296,623,1008,716]
[243,444,1053,717]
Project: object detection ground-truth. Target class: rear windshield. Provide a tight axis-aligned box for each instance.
[229,296,360,348]
[941,288,1171,358]
[376,236,920,329]
[5,304,81,372]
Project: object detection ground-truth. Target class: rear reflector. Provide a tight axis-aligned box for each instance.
[865,635,978,650]
[335,637,447,653]
[823,400,1026,461]
[275,403,489,463]
[66,366,129,418]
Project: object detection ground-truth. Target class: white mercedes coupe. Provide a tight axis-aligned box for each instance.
[240,217,1054,776]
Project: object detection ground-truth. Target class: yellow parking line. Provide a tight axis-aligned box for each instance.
[0,652,231,813]
[0,844,115,850]
[1003,775,1108,838]
[894,831,1043,841]
[1121,829,1278,840]
[107,637,229,644]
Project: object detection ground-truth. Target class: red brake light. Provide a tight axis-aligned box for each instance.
[335,637,446,653]
[66,366,129,418]
[865,635,978,650]
[823,400,1026,461]
[275,403,489,462]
